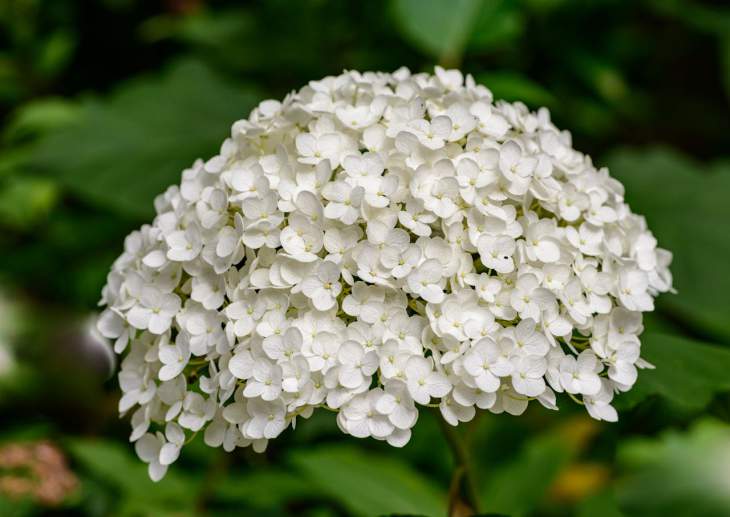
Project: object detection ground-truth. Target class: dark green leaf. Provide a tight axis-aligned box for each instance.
[606,148,730,342]
[37,30,77,78]
[2,98,80,143]
[391,0,523,64]
[383,514,510,517]
[481,431,576,517]
[290,444,447,517]
[722,35,730,102]
[0,176,58,229]
[467,1,523,53]
[65,438,200,511]
[213,469,317,509]
[476,71,555,107]
[616,419,730,517]
[391,0,483,63]
[29,60,259,219]
[576,490,625,517]
[617,333,730,410]
[646,0,730,36]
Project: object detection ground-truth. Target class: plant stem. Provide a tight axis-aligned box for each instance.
[432,408,481,515]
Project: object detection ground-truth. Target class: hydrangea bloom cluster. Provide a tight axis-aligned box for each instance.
[97,67,672,480]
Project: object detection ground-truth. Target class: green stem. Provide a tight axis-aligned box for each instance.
[433,408,481,515]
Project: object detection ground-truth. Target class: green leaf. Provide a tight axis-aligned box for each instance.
[722,35,730,102]
[0,495,35,517]
[616,333,730,410]
[481,432,574,517]
[476,71,555,107]
[2,98,80,143]
[289,444,447,517]
[383,514,511,517]
[646,0,730,36]
[605,147,730,342]
[0,176,58,229]
[391,0,483,64]
[570,53,628,104]
[65,438,200,512]
[29,60,259,219]
[391,0,523,64]
[616,419,730,517]
[576,490,625,517]
[213,469,317,509]
[467,1,523,53]
[37,30,77,78]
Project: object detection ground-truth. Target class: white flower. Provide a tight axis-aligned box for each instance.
[159,422,185,466]
[166,225,202,262]
[98,67,672,480]
[245,398,286,439]
[135,433,168,482]
[97,308,130,353]
[477,235,515,273]
[406,259,445,303]
[158,335,191,381]
[470,101,509,138]
[305,331,340,372]
[524,219,561,263]
[191,272,226,310]
[335,341,378,389]
[617,267,653,311]
[263,326,302,362]
[280,214,323,262]
[126,287,180,335]
[510,274,553,322]
[559,350,602,395]
[178,392,215,431]
[584,379,618,422]
[406,116,452,150]
[404,356,451,404]
[440,394,476,426]
[566,223,603,256]
[463,338,512,392]
[604,341,640,388]
[299,260,342,311]
[504,319,549,357]
[376,381,418,430]
[296,132,342,167]
[435,66,463,91]
[322,182,364,224]
[511,356,547,397]
[338,389,393,439]
[243,360,283,401]
[229,347,255,380]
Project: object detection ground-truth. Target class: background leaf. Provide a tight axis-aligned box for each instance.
[212,469,318,509]
[289,445,447,517]
[616,333,730,410]
[391,0,483,64]
[66,438,200,514]
[576,491,625,517]
[476,71,555,107]
[467,0,523,53]
[391,0,523,65]
[481,418,595,517]
[606,148,730,342]
[615,419,730,517]
[28,60,259,219]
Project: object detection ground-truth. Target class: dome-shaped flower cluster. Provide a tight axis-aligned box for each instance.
[97,67,672,480]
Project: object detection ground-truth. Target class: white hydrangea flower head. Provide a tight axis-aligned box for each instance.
[97,66,673,480]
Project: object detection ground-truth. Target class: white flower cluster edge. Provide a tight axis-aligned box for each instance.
[97,66,673,480]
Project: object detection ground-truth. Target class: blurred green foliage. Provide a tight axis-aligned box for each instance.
[0,0,729,516]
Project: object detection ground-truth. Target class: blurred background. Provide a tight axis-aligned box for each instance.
[1,0,730,516]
